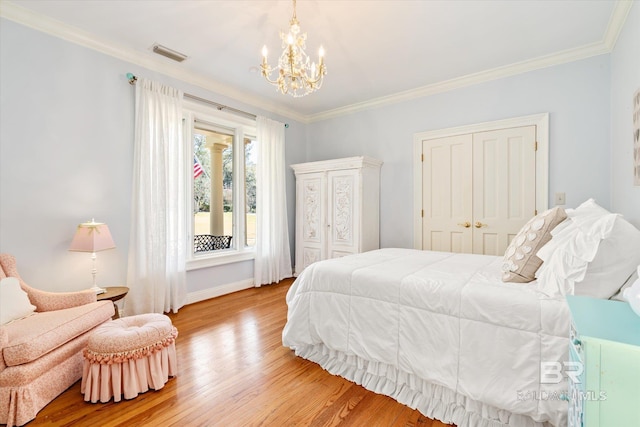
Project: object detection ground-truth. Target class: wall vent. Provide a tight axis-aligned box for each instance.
[152,44,188,62]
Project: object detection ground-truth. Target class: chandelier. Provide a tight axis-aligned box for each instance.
[260,0,326,97]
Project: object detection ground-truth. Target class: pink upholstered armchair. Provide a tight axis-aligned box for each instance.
[0,254,114,426]
[1,254,98,310]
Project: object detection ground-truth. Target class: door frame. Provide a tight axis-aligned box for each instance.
[412,113,549,249]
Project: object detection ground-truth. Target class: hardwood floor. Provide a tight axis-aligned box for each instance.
[28,279,454,427]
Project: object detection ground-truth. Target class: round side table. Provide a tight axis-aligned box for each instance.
[97,286,129,319]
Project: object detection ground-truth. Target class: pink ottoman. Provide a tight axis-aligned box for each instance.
[81,313,178,403]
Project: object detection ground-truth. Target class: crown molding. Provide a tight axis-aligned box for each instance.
[1,0,633,125]
[307,38,616,122]
[0,1,308,123]
[307,0,634,123]
[602,0,634,50]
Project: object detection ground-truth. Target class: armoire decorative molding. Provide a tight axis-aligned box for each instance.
[291,156,383,276]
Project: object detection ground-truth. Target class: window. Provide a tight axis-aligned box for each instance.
[185,102,256,268]
[244,138,256,247]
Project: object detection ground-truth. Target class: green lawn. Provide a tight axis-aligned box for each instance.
[194,212,256,246]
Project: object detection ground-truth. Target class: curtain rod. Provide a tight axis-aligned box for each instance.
[126,73,258,121]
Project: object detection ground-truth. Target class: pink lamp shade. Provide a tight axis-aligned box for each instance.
[69,220,116,253]
[69,220,116,294]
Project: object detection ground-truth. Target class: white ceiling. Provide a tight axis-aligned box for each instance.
[2,1,630,121]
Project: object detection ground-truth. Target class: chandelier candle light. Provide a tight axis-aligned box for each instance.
[69,219,116,294]
[261,0,326,97]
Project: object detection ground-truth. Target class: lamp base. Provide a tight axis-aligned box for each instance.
[89,285,107,295]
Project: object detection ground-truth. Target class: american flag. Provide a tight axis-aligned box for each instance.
[194,157,204,179]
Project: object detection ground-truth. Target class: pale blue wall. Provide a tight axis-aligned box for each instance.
[306,55,612,248]
[610,3,640,228]
[0,19,305,294]
[0,19,133,291]
[1,8,636,296]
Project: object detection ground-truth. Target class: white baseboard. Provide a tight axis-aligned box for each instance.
[186,279,255,305]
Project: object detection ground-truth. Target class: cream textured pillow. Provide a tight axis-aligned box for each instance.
[502,207,567,283]
[0,277,37,325]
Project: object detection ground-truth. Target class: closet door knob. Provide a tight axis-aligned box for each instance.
[474,222,487,228]
[458,222,471,228]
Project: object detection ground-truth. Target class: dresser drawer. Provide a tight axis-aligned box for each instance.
[566,296,640,427]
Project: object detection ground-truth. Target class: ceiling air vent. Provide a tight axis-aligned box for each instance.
[152,44,188,62]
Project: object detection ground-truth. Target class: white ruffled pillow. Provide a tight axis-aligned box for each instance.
[536,199,640,298]
[0,277,37,325]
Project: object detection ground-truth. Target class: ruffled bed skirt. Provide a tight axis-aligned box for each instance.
[292,344,557,427]
[80,341,177,403]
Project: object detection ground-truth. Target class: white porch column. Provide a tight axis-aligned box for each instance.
[206,141,229,235]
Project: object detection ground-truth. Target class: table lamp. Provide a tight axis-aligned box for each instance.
[69,219,115,294]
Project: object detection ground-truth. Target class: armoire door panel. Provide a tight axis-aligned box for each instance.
[329,250,354,259]
[330,174,353,245]
[327,170,359,254]
[295,172,326,274]
[302,248,322,270]
[300,174,325,245]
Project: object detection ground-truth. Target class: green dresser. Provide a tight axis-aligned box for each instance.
[566,295,640,427]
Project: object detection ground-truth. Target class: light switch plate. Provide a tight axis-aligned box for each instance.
[555,192,566,205]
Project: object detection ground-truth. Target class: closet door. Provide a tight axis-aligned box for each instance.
[472,126,536,255]
[422,134,473,253]
[326,169,360,258]
[421,126,536,255]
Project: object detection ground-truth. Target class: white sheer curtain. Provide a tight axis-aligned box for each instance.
[254,116,293,286]
[127,78,187,314]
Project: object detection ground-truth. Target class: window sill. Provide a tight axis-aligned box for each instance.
[186,250,255,271]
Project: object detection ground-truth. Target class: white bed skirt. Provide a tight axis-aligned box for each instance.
[293,343,555,427]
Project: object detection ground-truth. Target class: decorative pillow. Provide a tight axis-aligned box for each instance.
[0,277,36,325]
[502,206,567,283]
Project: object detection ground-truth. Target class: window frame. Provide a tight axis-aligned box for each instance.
[184,100,257,270]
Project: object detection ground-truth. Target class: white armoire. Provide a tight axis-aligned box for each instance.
[291,156,383,275]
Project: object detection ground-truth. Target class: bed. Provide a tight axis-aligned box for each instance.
[282,200,640,427]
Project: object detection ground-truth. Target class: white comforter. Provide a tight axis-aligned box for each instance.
[283,249,570,427]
